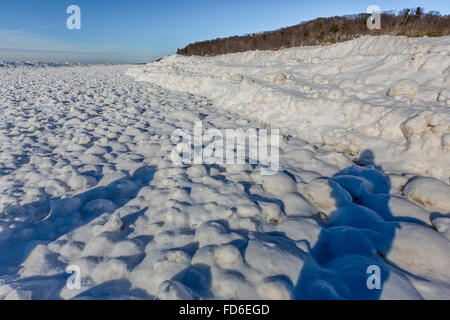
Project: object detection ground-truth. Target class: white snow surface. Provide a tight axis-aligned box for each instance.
[127,35,450,181]
[0,36,449,300]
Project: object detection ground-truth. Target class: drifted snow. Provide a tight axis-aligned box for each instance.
[127,35,450,181]
[0,36,449,300]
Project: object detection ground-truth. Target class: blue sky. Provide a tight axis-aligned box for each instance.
[0,0,449,63]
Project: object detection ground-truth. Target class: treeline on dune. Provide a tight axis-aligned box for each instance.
[177,8,450,57]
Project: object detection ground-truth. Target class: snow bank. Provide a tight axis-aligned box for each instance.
[127,35,450,182]
[0,58,449,300]
[403,176,450,213]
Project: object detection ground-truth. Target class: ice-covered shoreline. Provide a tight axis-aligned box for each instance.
[127,35,450,182]
[0,37,449,300]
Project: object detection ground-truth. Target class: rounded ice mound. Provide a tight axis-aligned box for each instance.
[164,250,191,264]
[259,201,285,224]
[85,145,107,155]
[386,222,450,283]
[214,244,242,269]
[110,240,142,258]
[194,221,242,247]
[431,216,450,240]
[98,171,129,186]
[245,239,305,282]
[387,79,419,98]
[403,177,450,213]
[20,245,65,277]
[186,165,207,178]
[257,278,292,300]
[300,178,353,215]
[68,174,96,192]
[400,114,428,139]
[108,179,138,197]
[157,280,194,300]
[82,199,117,215]
[236,203,260,218]
[259,173,297,196]
[382,195,430,224]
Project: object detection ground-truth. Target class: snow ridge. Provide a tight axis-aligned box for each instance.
[127,35,450,182]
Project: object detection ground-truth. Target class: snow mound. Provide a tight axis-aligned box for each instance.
[386,222,450,283]
[403,177,450,213]
[387,79,419,98]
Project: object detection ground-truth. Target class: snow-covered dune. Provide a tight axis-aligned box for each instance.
[127,35,450,181]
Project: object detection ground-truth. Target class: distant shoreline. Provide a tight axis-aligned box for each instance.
[178,9,450,57]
